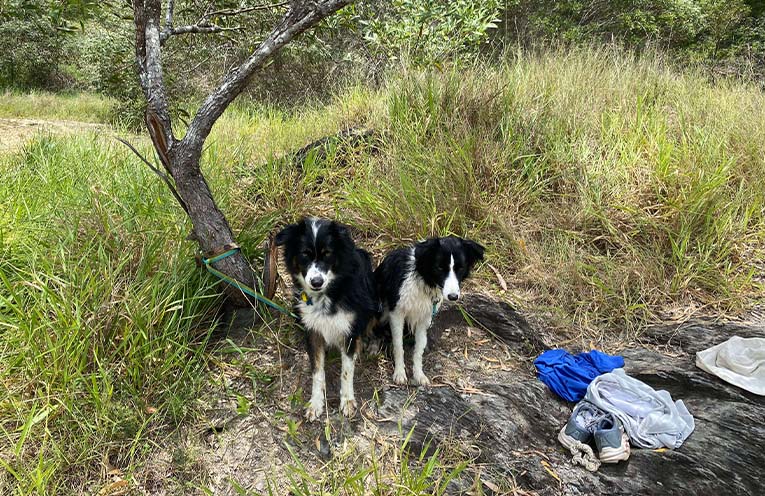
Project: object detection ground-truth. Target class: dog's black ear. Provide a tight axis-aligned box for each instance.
[462,239,485,268]
[275,222,300,246]
[329,221,354,243]
[329,221,350,236]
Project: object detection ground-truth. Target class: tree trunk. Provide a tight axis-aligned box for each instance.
[169,145,255,307]
[131,0,352,307]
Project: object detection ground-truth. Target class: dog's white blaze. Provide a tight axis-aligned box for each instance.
[442,255,460,299]
[305,263,325,284]
[298,298,355,349]
[300,264,334,293]
[310,218,321,238]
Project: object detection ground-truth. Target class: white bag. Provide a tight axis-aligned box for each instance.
[696,336,765,396]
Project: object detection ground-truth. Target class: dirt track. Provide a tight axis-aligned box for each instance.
[0,117,106,153]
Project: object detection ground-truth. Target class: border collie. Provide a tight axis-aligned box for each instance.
[275,218,378,421]
[375,236,485,385]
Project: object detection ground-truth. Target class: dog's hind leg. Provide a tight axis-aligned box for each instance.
[305,332,326,422]
[340,337,360,417]
[362,316,383,355]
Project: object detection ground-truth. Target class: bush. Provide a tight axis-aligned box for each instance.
[0,19,71,89]
[361,0,504,65]
[69,19,147,128]
[493,0,765,77]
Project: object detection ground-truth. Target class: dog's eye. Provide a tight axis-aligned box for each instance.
[320,249,331,258]
[301,249,313,258]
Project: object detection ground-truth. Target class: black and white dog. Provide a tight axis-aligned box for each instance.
[275,218,378,421]
[375,236,485,385]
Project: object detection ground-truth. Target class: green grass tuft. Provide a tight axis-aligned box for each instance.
[0,134,233,493]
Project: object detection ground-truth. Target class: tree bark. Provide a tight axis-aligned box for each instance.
[168,145,256,306]
[131,0,352,307]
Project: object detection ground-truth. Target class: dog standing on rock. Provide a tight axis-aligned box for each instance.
[375,236,485,386]
[276,218,378,421]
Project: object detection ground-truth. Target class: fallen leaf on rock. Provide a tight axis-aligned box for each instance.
[482,479,500,492]
[540,460,561,484]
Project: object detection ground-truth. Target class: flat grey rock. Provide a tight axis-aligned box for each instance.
[381,296,765,495]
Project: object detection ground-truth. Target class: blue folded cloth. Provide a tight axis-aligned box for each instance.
[534,349,625,402]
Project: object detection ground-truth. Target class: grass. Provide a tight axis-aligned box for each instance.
[1,46,764,493]
[223,46,764,330]
[0,90,113,123]
[0,134,228,493]
[279,430,475,496]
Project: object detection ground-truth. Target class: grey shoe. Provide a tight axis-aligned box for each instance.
[558,401,605,448]
[558,401,606,471]
[593,414,630,463]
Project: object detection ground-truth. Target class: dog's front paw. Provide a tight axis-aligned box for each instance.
[412,372,431,386]
[340,397,357,417]
[392,368,408,385]
[305,402,323,422]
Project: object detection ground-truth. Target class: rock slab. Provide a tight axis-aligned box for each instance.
[381,296,765,495]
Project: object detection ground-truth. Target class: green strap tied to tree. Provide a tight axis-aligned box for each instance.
[201,247,299,320]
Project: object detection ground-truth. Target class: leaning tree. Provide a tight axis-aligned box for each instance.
[130,1,352,306]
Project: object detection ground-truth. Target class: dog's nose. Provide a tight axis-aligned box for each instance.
[309,276,324,289]
[447,293,459,301]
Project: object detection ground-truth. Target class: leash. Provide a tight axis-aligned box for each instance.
[202,244,441,323]
[200,245,299,320]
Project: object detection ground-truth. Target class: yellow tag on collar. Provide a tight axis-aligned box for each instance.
[300,292,312,305]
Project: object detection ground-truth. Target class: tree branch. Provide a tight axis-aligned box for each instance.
[201,1,289,21]
[182,0,352,155]
[115,137,189,214]
[165,0,174,29]
[160,23,243,42]
[133,1,173,146]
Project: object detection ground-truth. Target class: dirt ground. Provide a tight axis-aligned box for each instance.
[0,117,106,153]
[131,300,539,495]
[128,297,765,496]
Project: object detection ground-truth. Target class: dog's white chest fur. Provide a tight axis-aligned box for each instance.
[392,250,442,325]
[297,298,355,348]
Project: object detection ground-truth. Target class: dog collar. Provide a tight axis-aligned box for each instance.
[300,291,313,306]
